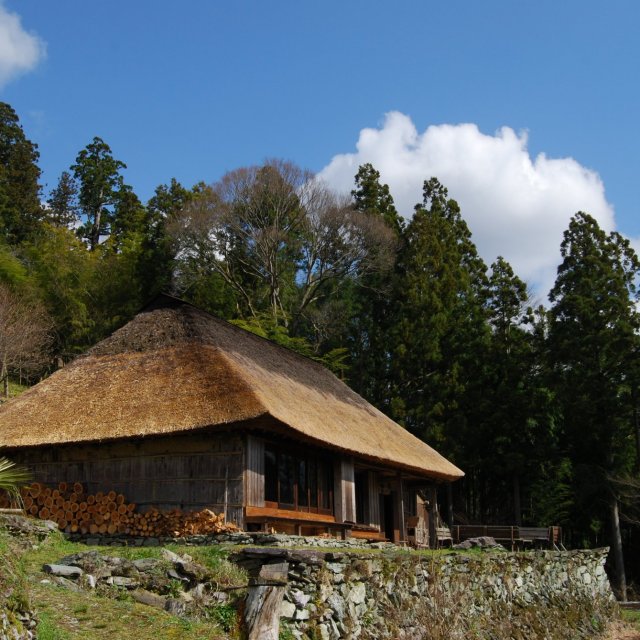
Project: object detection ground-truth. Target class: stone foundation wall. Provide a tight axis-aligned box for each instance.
[233,547,615,640]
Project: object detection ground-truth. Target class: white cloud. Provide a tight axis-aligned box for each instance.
[0,2,46,88]
[318,112,614,300]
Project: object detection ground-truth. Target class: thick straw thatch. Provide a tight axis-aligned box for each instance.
[0,295,463,481]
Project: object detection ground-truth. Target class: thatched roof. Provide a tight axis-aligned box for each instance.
[0,295,463,481]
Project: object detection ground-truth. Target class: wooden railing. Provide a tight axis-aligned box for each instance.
[448,524,562,550]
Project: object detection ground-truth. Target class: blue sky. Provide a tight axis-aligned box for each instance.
[1,1,638,297]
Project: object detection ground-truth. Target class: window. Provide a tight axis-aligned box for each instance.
[264,444,333,514]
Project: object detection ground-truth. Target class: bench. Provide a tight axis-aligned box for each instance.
[518,526,552,548]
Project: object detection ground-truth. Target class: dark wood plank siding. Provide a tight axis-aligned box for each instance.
[334,457,355,523]
[11,432,245,526]
[245,435,265,507]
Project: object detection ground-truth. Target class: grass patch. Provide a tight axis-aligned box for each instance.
[6,380,30,399]
[31,579,229,639]
[37,612,71,640]
[13,530,242,639]
[0,527,30,618]
[621,607,640,629]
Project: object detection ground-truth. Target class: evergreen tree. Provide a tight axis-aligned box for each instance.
[347,164,401,406]
[0,102,43,243]
[481,257,534,523]
[390,178,489,467]
[143,178,205,297]
[71,137,126,250]
[46,171,79,228]
[351,163,403,234]
[109,185,147,251]
[548,211,640,599]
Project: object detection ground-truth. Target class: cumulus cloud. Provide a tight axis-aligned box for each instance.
[318,112,614,299]
[0,2,46,88]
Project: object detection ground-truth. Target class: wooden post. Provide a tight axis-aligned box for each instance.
[333,457,355,524]
[224,464,229,523]
[243,561,289,640]
[428,485,437,548]
[397,472,406,544]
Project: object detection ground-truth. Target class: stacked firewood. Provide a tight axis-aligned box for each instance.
[132,507,238,537]
[0,481,239,537]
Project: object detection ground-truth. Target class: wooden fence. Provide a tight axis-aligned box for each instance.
[445,524,563,550]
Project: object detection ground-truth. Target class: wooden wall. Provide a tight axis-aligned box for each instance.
[334,457,355,523]
[10,432,245,526]
[245,435,264,507]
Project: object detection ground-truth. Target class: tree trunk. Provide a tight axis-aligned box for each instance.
[446,482,454,526]
[610,496,627,601]
[633,383,640,472]
[513,473,522,526]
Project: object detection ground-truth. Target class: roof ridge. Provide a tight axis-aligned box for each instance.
[142,293,332,374]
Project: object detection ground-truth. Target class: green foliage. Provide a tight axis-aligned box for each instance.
[0,528,30,634]
[472,257,544,523]
[72,136,126,250]
[0,102,43,244]
[108,185,147,251]
[278,621,296,640]
[231,314,350,376]
[208,602,238,633]
[46,171,78,228]
[0,457,31,502]
[347,164,401,406]
[529,457,574,526]
[141,178,203,296]
[169,160,396,344]
[166,579,183,598]
[0,242,28,285]
[24,225,97,354]
[351,163,403,234]
[390,178,489,458]
[549,212,640,538]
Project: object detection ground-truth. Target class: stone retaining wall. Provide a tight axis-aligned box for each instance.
[63,530,395,550]
[233,547,615,640]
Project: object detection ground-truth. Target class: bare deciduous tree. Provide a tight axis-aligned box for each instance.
[0,284,53,397]
[169,159,396,327]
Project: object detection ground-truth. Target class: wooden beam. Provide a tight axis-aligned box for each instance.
[244,562,289,640]
[245,506,337,524]
[397,471,406,544]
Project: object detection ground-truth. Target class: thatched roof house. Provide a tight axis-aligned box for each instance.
[0,295,462,543]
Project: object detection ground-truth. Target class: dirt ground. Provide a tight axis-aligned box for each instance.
[605,621,640,639]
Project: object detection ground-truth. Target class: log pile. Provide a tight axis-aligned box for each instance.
[0,482,239,537]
